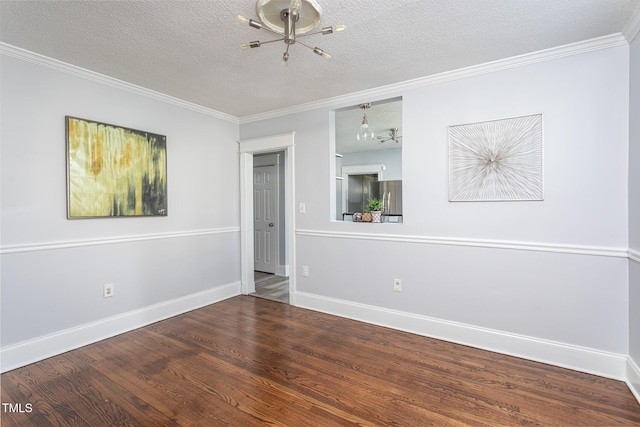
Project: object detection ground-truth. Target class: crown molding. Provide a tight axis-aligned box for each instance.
[2,30,630,127]
[239,33,628,124]
[623,2,640,43]
[0,43,239,124]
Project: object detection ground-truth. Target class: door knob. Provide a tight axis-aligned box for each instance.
[269,223,274,227]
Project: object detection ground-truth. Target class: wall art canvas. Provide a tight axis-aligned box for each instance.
[66,116,167,218]
[448,113,543,202]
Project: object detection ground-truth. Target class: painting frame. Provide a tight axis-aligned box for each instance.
[66,116,168,219]
[448,113,544,202]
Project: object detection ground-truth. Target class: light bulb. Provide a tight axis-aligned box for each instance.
[335,24,346,32]
[290,0,301,12]
[313,47,331,59]
[357,123,374,141]
[357,108,374,141]
[237,14,248,23]
[240,43,250,50]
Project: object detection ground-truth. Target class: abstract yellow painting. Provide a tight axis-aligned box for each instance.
[66,116,167,218]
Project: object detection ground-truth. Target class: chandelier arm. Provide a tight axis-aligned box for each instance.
[255,23,286,38]
[294,39,316,51]
[256,37,287,45]
[295,30,327,38]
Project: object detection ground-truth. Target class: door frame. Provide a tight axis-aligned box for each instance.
[239,132,296,304]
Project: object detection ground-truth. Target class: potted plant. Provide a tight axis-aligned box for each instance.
[366,197,384,223]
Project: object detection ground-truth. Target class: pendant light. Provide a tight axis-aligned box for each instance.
[356,103,375,141]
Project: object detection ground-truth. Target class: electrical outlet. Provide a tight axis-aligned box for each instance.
[104,283,114,298]
[302,265,309,277]
[393,278,402,292]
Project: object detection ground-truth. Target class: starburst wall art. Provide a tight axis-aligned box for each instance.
[448,114,543,202]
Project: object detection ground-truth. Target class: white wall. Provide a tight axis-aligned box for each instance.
[240,46,630,374]
[629,30,640,394]
[0,54,241,367]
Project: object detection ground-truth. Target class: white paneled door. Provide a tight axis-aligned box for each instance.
[254,165,277,274]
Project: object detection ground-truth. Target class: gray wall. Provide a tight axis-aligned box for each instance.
[241,45,630,355]
[629,31,640,371]
[1,55,241,348]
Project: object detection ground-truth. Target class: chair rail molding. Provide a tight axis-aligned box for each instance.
[296,229,629,258]
[0,227,240,255]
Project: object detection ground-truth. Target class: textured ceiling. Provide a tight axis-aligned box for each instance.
[1,0,639,119]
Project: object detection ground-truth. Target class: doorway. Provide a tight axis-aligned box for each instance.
[253,162,278,275]
[252,153,289,304]
[238,132,296,305]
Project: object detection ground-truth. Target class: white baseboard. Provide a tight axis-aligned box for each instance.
[1,282,241,373]
[295,292,628,382]
[276,264,289,277]
[628,357,640,404]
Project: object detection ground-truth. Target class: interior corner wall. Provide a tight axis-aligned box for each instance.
[240,46,630,368]
[629,32,640,381]
[0,54,241,364]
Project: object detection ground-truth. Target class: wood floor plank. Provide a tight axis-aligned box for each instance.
[2,295,639,426]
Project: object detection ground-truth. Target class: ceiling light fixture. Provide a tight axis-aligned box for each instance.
[377,128,402,144]
[238,0,345,65]
[356,103,375,141]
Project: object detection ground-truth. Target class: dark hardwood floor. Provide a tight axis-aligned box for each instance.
[2,295,639,426]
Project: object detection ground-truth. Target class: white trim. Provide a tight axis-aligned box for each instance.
[623,3,640,43]
[276,264,290,277]
[239,153,255,294]
[0,227,240,255]
[0,43,238,124]
[627,357,640,404]
[238,133,296,154]
[239,34,628,124]
[629,248,640,263]
[0,282,241,373]
[238,132,296,304]
[295,292,628,382]
[296,229,629,258]
[3,33,629,126]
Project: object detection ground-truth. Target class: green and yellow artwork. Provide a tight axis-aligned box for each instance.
[66,116,167,218]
